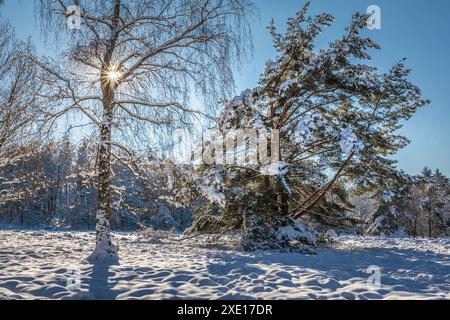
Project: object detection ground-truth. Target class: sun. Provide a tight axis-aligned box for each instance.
[103,64,123,85]
[107,70,121,82]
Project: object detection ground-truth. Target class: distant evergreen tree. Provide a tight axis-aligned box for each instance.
[366,168,449,237]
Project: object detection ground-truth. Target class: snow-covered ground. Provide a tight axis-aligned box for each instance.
[0,229,449,300]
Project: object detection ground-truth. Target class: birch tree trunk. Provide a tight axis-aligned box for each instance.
[89,0,121,260]
[90,95,117,259]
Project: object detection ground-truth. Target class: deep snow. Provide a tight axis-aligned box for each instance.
[0,229,448,300]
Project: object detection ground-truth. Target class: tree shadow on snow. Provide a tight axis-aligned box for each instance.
[86,257,121,300]
[203,246,450,299]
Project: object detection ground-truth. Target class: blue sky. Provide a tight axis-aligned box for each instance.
[1,0,449,175]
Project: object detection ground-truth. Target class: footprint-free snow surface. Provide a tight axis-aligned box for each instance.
[0,230,449,300]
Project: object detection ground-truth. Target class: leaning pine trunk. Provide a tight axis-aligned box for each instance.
[428,208,432,238]
[413,219,417,238]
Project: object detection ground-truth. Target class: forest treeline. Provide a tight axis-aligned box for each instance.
[1,138,449,240]
[0,139,191,230]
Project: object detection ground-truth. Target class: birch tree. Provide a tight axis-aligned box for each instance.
[35,0,253,259]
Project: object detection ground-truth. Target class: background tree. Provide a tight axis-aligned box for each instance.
[366,168,449,237]
[0,23,43,206]
[417,168,448,237]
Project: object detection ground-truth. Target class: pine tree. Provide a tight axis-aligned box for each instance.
[177,3,429,250]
